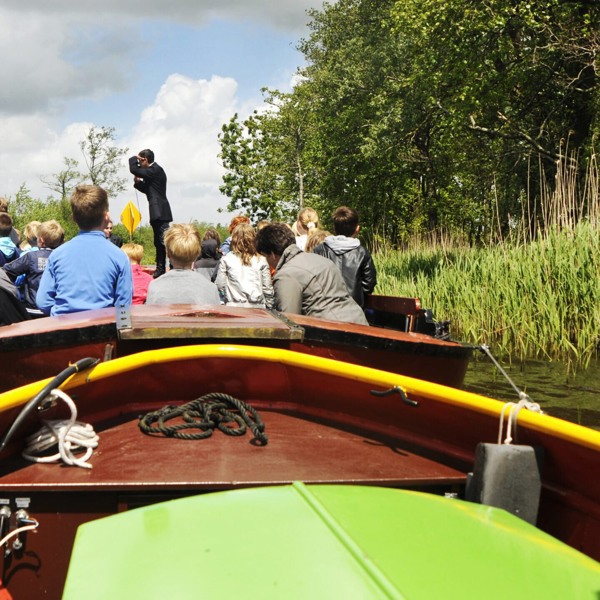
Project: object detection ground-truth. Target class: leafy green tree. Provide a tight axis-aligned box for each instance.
[78,126,129,199]
[40,157,81,202]
[219,0,599,244]
[218,87,320,223]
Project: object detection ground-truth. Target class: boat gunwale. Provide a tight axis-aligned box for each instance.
[0,343,597,453]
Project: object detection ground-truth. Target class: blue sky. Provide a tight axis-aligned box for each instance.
[0,2,321,227]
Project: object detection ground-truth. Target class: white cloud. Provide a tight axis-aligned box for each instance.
[117,74,258,226]
[0,1,320,225]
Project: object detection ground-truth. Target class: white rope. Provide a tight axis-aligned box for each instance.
[498,393,543,445]
[22,389,99,469]
[0,520,39,548]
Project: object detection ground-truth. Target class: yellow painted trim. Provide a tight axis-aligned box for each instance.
[1,344,599,452]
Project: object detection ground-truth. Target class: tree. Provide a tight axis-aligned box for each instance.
[40,157,81,201]
[219,0,599,243]
[218,87,320,223]
[78,126,129,199]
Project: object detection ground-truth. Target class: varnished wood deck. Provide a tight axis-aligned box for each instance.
[0,411,465,491]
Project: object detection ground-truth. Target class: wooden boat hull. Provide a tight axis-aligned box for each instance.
[0,345,598,597]
[0,302,472,392]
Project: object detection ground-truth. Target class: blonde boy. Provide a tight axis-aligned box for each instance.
[146,224,220,305]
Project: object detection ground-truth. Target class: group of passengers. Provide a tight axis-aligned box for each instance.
[0,184,377,327]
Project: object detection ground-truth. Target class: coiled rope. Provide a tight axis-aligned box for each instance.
[22,389,99,469]
[138,393,268,445]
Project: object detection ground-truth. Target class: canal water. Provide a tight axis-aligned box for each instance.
[463,354,600,431]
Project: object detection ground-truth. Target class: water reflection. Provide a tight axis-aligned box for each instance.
[463,355,600,431]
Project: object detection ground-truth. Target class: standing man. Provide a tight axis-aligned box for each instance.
[128,149,172,278]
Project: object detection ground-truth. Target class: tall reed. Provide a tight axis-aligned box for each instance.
[374,151,600,366]
[375,223,600,365]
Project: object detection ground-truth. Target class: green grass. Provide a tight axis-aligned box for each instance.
[374,221,600,366]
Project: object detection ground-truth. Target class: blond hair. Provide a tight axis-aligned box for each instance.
[122,243,144,264]
[293,207,319,236]
[70,185,109,230]
[22,221,41,247]
[0,197,8,213]
[164,223,201,265]
[304,229,331,253]
[230,223,258,266]
[37,220,64,249]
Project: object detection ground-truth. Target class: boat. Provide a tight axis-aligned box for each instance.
[0,295,473,392]
[0,344,598,597]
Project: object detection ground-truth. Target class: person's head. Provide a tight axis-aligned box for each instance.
[121,243,144,265]
[37,220,64,249]
[70,185,110,231]
[163,223,201,269]
[0,197,9,213]
[138,149,154,167]
[228,215,250,235]
[256,220,270,231]
[200,239,219,260]
[295,207,319,236]
[202,228,221,247]
[103,220,114,238]
[256,222,296,269]
[304,229,331,253]
[22,221,41,247]
[0,213,13,237]
[332,206,360,237]
[230,223,258,266]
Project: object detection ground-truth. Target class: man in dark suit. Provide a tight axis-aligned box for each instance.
[129,149,173,278]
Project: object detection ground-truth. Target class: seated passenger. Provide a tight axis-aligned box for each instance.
[146,223,220,305]
[256,223,368,325]
[215,223,274,308]
[36,185,133,315]
[121,243,153,305]
[4,220,64,309]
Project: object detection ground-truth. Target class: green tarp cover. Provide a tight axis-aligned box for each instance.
[63,483,600,599]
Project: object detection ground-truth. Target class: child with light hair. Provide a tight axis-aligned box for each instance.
[292,207,320,251]
[4,220,64,310]
[122,243,153,305]
[146,223,220,305]
[20,221,41,252]
[215,223,274,308]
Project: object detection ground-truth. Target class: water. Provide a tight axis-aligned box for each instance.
[463,354,600,431]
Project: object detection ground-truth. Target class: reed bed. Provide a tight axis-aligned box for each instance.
[374,221,600,366]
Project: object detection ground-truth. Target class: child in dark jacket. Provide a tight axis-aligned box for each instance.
[3,220,64,309]
[313,206,377,307]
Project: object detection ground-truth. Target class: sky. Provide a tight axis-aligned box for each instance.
[0,1,324,227]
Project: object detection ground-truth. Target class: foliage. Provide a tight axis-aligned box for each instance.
[218,91,319,223]
[218,0,599,244]
[78,126,129,199]
[41,126,129,201]
[375,221,600,367]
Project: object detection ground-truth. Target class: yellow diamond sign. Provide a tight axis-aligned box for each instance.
[120,201,142,238]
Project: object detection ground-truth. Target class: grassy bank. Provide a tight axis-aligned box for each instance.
[374,222,600,366]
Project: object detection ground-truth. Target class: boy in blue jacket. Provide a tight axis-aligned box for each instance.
[37,185,133,316]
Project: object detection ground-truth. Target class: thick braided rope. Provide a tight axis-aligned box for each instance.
[138,393,268,445]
